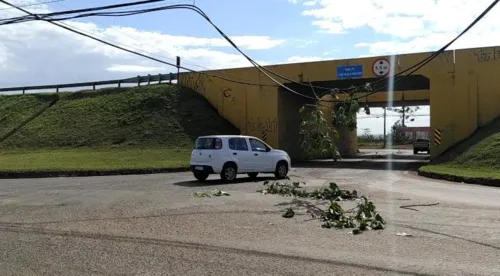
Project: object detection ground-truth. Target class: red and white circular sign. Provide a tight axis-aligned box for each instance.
[372,58,390,77]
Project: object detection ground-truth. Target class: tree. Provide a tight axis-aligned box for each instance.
[390,120,406,145]
[386,106,420,145]
[387,106,420,126]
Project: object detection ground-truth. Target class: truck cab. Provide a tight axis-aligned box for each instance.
[413,138,430,154]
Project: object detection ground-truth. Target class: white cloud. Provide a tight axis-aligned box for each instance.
[286,55,325,63]
[296,0,500,56]
[296,40,319,48]
[0,2,284,87]
[323,49,339,56]
[303,1,318,6]
[106,65,165,73]
[311,20,344,34]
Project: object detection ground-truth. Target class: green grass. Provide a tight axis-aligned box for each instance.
[419,165,500,180]
[0,148,191,171]
[0,93,58,142]
[0,85,238,149]
[420,116,500,181]
[0,85,239,172]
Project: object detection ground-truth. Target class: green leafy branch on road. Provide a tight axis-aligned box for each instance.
[260,180,358,201]
[259,180,386,234]
[321,197,386,233]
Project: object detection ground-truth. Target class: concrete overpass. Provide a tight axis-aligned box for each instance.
[180,45,500,160]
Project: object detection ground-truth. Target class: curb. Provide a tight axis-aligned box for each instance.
[417,170,500,187]
[0,167,190,179]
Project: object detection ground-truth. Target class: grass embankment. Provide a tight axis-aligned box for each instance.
[419,116,500,185]
[0,85,239,174]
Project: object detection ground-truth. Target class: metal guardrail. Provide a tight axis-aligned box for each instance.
[0,73,178,94]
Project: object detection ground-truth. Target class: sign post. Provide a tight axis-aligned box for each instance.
[336,65,363,80]
[372,58,390,77]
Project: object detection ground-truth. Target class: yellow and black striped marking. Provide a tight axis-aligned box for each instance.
[262,131,267,142]
[434,129,442,145]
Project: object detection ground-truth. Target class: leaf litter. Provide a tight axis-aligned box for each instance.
[259,180,386,234]
[193,188,230,198]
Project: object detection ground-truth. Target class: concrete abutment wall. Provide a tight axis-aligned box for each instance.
[180,45,500,160]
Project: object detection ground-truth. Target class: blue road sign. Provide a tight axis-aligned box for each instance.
[336,65,363,80]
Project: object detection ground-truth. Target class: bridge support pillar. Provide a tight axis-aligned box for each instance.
[318,94,358,158]
[337,126,358,156]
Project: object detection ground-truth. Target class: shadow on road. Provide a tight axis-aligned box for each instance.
[173,176,275,187]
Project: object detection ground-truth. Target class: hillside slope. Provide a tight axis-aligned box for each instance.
[0,85,239,149]
[420,116,500,181]
[0,94,59,143]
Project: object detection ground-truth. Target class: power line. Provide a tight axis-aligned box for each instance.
[354,0,500,101]
[0,2,354,101]
[1,3,346,93]
[1,0,498,103]
[0,0,65,11]
[0,1,285,89]
[0,1,314,100]
[46,1,495,95]
[54,1,213,72]
[0,0,283,89]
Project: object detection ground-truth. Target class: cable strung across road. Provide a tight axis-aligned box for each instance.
[0,0,499,102]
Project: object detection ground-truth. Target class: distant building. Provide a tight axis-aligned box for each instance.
[401,127,431,141]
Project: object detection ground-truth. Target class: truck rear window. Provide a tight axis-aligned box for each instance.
[194,138,222,150]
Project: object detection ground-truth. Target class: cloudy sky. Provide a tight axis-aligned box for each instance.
[1,0,499,134]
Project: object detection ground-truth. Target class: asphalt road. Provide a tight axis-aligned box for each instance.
[1,154,500,275]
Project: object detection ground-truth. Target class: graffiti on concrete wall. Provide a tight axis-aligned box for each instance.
[182,72,212,94]
[247,118,278,133]
[474,47,500,62]
[222,88,236,104]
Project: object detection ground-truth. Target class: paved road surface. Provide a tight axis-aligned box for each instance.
[1,158,499,275]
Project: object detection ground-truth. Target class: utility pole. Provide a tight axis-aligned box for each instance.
[402,106,406,127]
[176,56,180,89]
[401,91,405,127]
[383,107,387,148]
